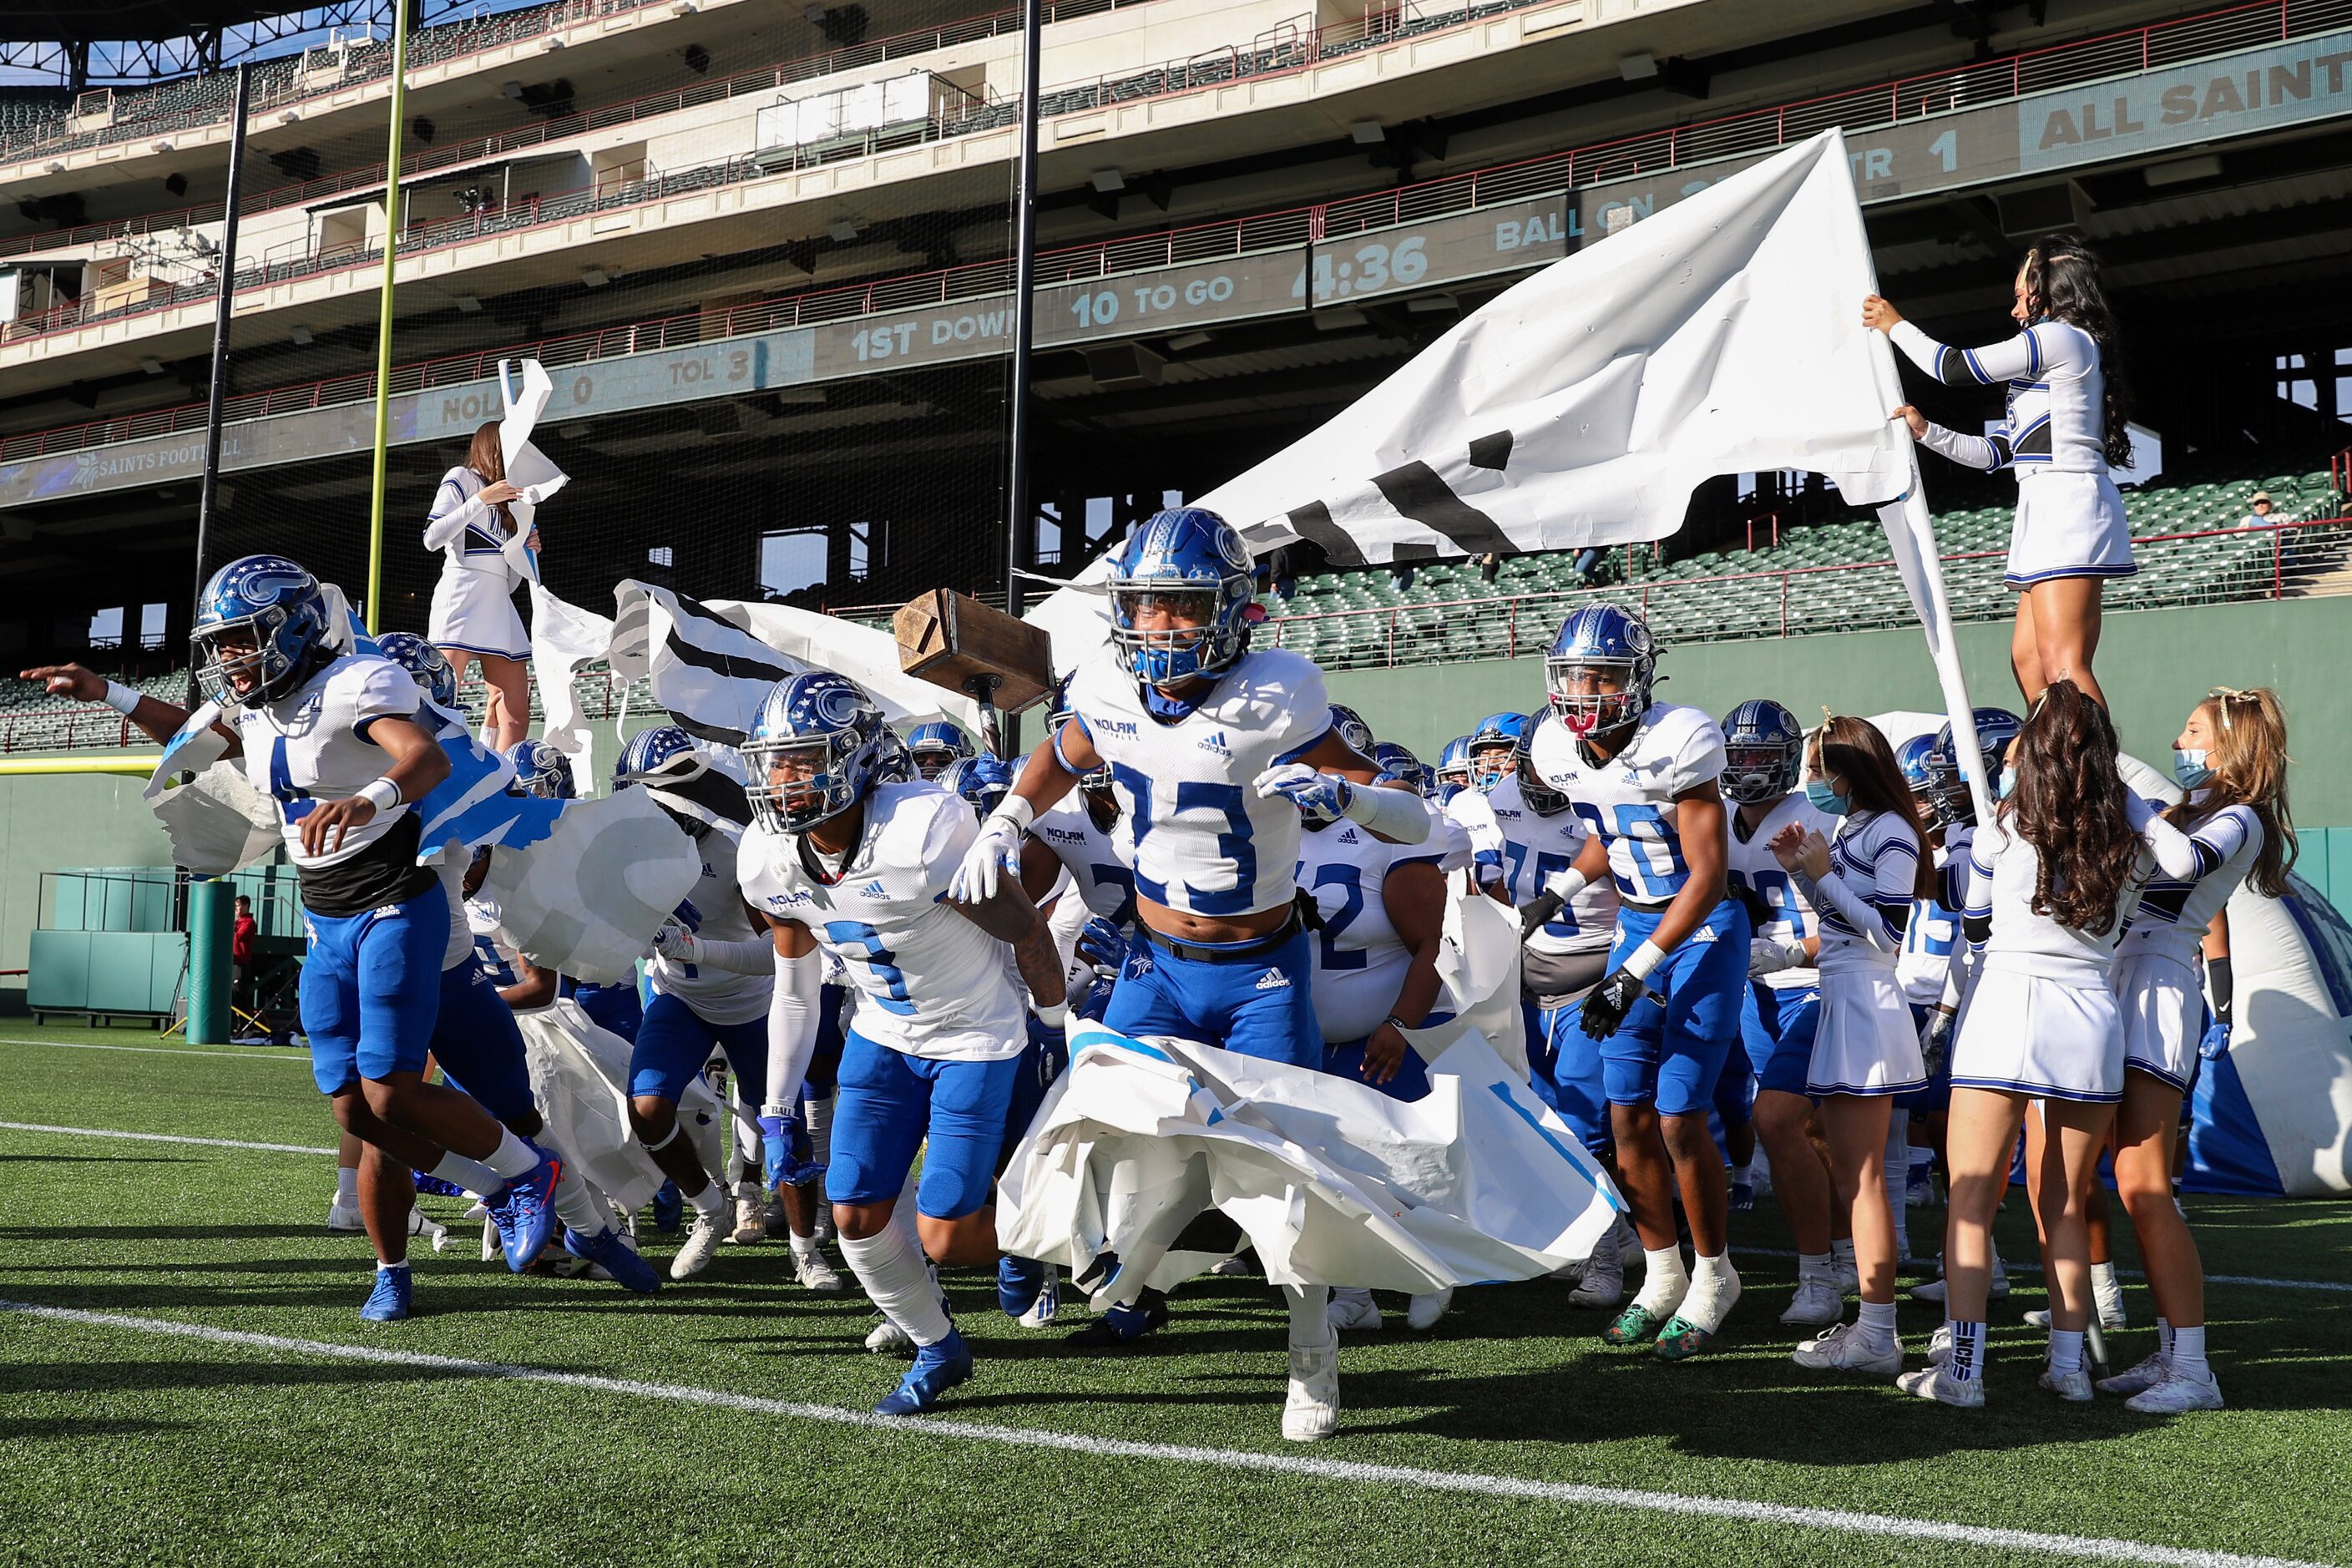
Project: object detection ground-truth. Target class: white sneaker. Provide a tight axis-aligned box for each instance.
[1925,1322,1953,1366]
[729,1190,765,1245]
[866,1318,915,1354]
[1211,1252,1253,1277]
[1327,1287,1382,1333]
[480,1217,498,1262]
[1792,1321,1904,1374]
[327,1195,364,1232]
[1781,1276,1844,1328]
[2039,1358,2094,1402]
[1281,1338,1340,1442]
[670,1207,727,1280]
[2023,1308,2051,1329]
[1898,1365,1985,1408]
[1405,1287,1454,1331]
[1909,1275,1947,1305]
[1909,1255,2006,1305]
[1018,1267,1060,1328]
[791,1244,844,1292]
[2097,1348,2169,1397]
[410,1208,450,1252]
[2125,1368,2223,1414]
[1568,1219,1626,1310]
[2092,1270,2128,1330]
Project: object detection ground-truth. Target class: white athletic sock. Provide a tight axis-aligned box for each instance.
[427,1151,500,1196]
[551,1165,604,1235]
[1884,1115,1911,1257]
[377,1259,411,1276]
[480,1127,539,1182]
[1945,1318,1986,1383]
[1831,1237,1856,1271]
[2156,1315,2175,1358]
[790,1230,820,1258]
[2091,1260,2120,1294]
[840,1223,951,1348]
[1798,1251,1834,1283]
[689,1181,728,1219]
[2049,1327,2086,1375]
[335,1166,360,1206]
[1631,1245,1689,1317]
[1857,1297,1899,1351]
[1285,1283,1333,1349]
[2169,1324,2210,1382]
[1678,1252,1740,1332]
[1727,1161,1753,1186]
[803,1090,834,1170]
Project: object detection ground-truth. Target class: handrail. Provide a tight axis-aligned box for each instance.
[3,0,2343,458]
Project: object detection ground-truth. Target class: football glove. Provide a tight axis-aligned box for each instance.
[758,1111,822,1191]
[1748,936,1808,979]
[948,811,1025,903]
[1580,967,1647,1040]
[1031,1016,1070,1090]
[1075,914,1127,974]
[650,922,697,964]
[1918,1006,1956,1079]
[1517,890,1565,939]
[2198,1020,2232,1062]
[1252,762,1352,826]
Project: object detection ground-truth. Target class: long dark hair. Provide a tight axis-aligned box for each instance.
[2168,686,2298,898]
[2000,680,2142,932]
[465,419,513,534]
[2021,235,2132,470]
[1812,716,1936,899]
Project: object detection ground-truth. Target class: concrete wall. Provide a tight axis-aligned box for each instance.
[0,772,175,1011]
[1328,594,2352,827]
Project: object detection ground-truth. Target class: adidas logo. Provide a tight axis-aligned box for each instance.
[1335,827,1359,844]
[857,880,888,898]
[1253,968,1292,991]
[1196,730,1232,756]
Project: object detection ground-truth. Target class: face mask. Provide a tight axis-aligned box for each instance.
[1805,780,1849,817]
[1995,770,2018,802]
[2174,749,2213,790]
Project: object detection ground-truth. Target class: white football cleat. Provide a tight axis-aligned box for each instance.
[1781,1276,1844,1328]
[2039,1358,2094,1403]
[729,1190,765,1245]
[2023,1308,2052,1329]
[1405,1287,1454,1332]
[1282,1338,1340,1442]
[1327,1287,1382,1333]
[2125,1368,2223,1414]
[1567,1219,1627,1310]
[327,1195,364,1232]
[1017,1267,1060,1329]
[1897,1365,1985,1408]
[1210,1253,1253,1277]
[2097,1348,2169,1397]
[866,1318,915,1354]
[1791,1322,1904,1375]
[670,1208,727,1280]
[791,1245,845,1292]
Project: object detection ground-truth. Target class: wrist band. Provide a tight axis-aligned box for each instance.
[100,679,141,715]
[1034,999,1068,1029]
[989,794,1036,832]
[1383,1014,1412,1034]
[357,778,402,812]
[1621,939,1668,984]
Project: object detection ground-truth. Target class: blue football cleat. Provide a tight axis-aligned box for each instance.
[997,1255,1048,1318]
[1727,1180,1756,1213]
[651,1180,684,1234]
[483,1154,561,1272]
[412,1170,470,1200]
[873,1328,974,1416]
[1066,1287,1168,1349]
[564,1226,663,1294]
[360,1266,412,1322]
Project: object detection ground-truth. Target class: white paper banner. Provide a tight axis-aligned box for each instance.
[482,787,702,984]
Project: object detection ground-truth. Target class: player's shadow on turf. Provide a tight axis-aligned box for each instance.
[0,1417,195,1440]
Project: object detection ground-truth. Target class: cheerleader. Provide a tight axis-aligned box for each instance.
[1864,235,2133,711]
[424,421,541,752]
[1768,716,1932,1373]
[1902,681,2147,1408]
[2100,688,2294,1414]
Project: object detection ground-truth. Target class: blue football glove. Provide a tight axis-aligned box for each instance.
[2198,1020,2232,1062]
[758,1112,822,1191]
[1075,914,1126,973]
[1031,1016,1070,1090]
[1252,762,1353,826]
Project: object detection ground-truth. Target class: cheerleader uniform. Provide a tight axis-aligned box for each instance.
[1889,318,2133,590]
[1792,809,1929,1098]
[2113,796,2263,1093]
[424,466,530,660]
[1950,818,2148,1103]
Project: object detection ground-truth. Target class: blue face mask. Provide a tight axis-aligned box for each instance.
[1804,779,1849,817]
[2174,749,2213,790]
[1995,769,2018,802]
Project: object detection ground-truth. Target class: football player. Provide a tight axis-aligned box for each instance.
[1465,711,1527,792]
[905,720,975,781]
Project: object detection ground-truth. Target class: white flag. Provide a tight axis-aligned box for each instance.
[527,581,615,785]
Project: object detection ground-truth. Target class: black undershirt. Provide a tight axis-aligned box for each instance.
[297,811,435,919]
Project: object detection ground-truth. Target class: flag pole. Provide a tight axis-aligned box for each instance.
[189,63,250,702]
[363,0,413,635]
[999,0,1044,756]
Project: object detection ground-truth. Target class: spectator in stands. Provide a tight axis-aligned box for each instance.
[1391,559,1416,593]
[1573,546,1606,585]
[1479,550,1502,584]
[1867,235,2133,712]
[2241,492,2274,529]
[231,894,259,1029]
[424,422,539,752]
[1267,546,1297,604]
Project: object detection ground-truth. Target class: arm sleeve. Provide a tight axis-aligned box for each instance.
[761,946,822,1114]
[1339,776,1432,843]
[1798,835,1909,955]
[1890,318,2043,387]
[1918,420,2012,473]
[2136,798,2254,883]
[2206,954,2233,1026]
[424,473,492,552]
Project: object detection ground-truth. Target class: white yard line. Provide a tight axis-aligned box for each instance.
[0,1121,333,1156]
[0,1036,306,1063]
[0,1300,2332,1568]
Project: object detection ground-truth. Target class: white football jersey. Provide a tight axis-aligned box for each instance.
[2118,797,2263,969]
[740,781,1025,1062]
[1966,817,2148,982]
[1530,701,1727,905]
[230,652,422,867]
[1444,786,1505,888]
[645,803,771,1028]
[1295,820,1450,1044]
[1817,808,1921,975]
[1029,798,1135,919]
[1897,890,1961,1006]
[434,856,474,970]
[1725,792,1834,960]
[1065,646,1329,918]
[1485,774,1615,956]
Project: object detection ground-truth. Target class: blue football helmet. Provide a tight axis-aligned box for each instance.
[1545,603,1656,741]
[871,728,916,787]
[1107,506,1256,688]
[1927,707,2024,827]
[1372,741,1427,797]
[940,754,1014,819]
[612,726,699,792]
[1437,735,1473,787]
[1720,699,1805,804]
[1047,672,1112,792]
[741,671,888,833]
[191,554,331,710]
[1328,703,1375,756]
[506,739,575,801]
[376,631,457,711]
[905,720,974,781]
[1469,711,1528,790]
[1895,734,1940,802]
[1515,715,1571,816]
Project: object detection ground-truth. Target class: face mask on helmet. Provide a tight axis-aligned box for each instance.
[742,675,883,834]
[1720,743,1799,804]
[1547,659,1645,738]
[1106,508,1255,690]
[191,555,330,711]
[1515,726,1571,816]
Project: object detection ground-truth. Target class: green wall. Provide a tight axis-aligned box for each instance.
[0,773,176,1012]
[1330,595,2352,827]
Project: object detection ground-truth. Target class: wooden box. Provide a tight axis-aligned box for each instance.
[893,589,1055,713]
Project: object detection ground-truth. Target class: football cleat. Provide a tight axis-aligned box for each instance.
[1017,1267,1060,1329]
[1067,1287,1169,1349]
[997,1255,1050,1319]
[874,1330,974,1416]
[866,1318,915,1355]
[1652,1315,1726,1361]
[1282,1338,1340,1442]
[1790,1322,1903,1374]
[328,1194,364,1232]
[1326,1288,1382,1333]
[1727,1180,1755,1213]
[1602,1302,1669,1347]
[2125,1369,2223,1414]
[651,1180,684,1233]
[792,1245,846,1292]
[1210,1252,1253,1277]
[1782,1277,1844,1328]
[1897,1365,1985,1408]
[1404,1287,1454,1332]
[730,1189,766,1245]
[669,1205,728,1280]
[2097,1348,2169,1398]
[359,1267,412,1323]
[564,1226,662,1294]
[483,1154,561,1273]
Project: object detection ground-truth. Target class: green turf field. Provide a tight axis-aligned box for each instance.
[2,1021,2348,1568]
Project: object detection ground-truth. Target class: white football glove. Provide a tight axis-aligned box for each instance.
[1252,762,1353,824]
[651,922,698,964]
[948,811,1024,904]
[1747,935,1808,978]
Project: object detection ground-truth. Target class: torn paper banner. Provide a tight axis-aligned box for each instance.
[141,707,280,877]
[526,581,616,785]
[515,997,724,1211]
[482,784,701,984]
[498,357,569,584]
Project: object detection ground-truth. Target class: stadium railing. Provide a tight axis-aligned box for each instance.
[8,0,2345,461]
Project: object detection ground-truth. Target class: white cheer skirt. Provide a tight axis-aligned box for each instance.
[2112,952,2202,1094]
[427,558,529,660]
[2006,468,2134,590]
[1806,966,1928,1098]
[1949,964,2125,1104]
